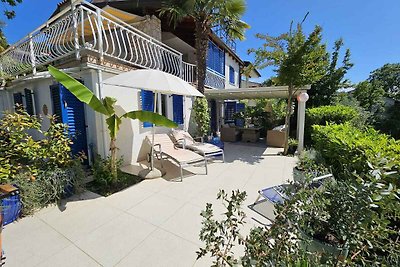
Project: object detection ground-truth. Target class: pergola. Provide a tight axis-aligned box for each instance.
[204,85,310,152]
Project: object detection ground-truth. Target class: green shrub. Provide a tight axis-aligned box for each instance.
[307,105,360,126]
[90,155,142,196]
[12,161,85,215]
[193,97,210,137]
[198,169,400,266]
[0,109,74,182]
[0,110,86,215]
[305,105,362,146]
[312,123,400,179]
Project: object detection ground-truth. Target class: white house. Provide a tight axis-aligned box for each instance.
[0,0,251,165]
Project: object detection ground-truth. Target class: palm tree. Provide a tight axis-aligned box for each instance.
[160,0,249,94]
[48,66,178,180]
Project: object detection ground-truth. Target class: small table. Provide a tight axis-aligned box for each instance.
[237,127,262,143]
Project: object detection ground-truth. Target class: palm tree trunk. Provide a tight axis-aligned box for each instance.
[283,85,294,155]
[110,138,118,180]
[195,20,209,94]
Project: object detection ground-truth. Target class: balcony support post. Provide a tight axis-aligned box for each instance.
[71,0,80,59]
[96,8,104,62]
[29,34,36,76]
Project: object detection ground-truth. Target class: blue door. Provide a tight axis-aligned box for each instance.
[210,100,217,132]
[50,83,88,160]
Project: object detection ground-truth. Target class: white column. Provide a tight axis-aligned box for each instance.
[297,99,306,153]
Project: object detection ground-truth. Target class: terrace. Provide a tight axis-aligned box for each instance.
[3,143,297,266]
[0,0,225,89]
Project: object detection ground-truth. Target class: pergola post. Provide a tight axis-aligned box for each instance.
[296,95,307,153]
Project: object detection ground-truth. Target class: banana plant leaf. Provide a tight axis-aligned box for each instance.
[123,111,178,128]
[48,66,110,116]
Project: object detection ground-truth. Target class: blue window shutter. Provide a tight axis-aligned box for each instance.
[229,66,235,84]
[141,90,154,127]
[236,103,245,112]
[24,88,34,115]
[172,95,184,125]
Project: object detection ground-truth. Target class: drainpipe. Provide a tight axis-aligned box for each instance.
[96,69,108,158]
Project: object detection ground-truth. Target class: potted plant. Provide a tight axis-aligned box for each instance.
[287,138,298,154]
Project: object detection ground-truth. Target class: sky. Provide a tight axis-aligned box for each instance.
[2,0,400,84]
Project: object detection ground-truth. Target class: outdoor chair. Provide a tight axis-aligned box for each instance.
[170,130,225,162]
[146,134,208,181]
[252,174,334,221]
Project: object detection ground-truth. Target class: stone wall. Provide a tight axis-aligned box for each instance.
[131,15,162,41]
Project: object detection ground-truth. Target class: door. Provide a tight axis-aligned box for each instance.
[50,83,88,160]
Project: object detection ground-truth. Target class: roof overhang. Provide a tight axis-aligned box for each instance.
[205,85,311,100]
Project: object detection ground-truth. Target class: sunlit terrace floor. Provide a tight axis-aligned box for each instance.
[3,142,297,267]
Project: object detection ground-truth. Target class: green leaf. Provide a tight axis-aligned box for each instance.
[48,66,109,116]
[103,97,117,115]
[106,114,122,139]
[123,110,178,128]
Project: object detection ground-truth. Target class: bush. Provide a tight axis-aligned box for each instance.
[12,161,85,215]
[193,97,210,137]
[0,109,85,215]
[312,123,400,179]
[0,109,74,182]
[198,169,400,266]
[89,155,142,196]
[305,105,362,145]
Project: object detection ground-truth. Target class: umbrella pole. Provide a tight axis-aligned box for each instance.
[151,92,157,170]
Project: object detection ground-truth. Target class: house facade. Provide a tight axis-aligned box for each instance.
[0,0,251,165]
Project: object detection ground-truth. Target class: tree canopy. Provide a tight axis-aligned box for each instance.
[1,0,22,20]
[249,21,329,154]
[368,63,400,100]
[160,0,249,94]
[307,39,353,107]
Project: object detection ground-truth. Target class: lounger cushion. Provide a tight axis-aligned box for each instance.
[171,129,195,146]
[186,143,222,155]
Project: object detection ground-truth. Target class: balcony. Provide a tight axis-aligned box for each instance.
[0,0,183,79]
[182,62,225,90]
[0,0,226,90]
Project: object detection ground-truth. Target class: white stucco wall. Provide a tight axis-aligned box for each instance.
[99,70,193,165]
[225,53,240,89]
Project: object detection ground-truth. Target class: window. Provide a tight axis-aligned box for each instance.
[172,95,184,125]
[141,90,154,128]
[207,41,225,75]
[229,66,235,85]
[13,92,23,110]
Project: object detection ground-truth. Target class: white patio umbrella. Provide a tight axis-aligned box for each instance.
[102,69,204,178]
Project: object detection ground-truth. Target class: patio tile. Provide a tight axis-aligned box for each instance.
[3,216,71,267]
[127,193,185,226]
[105,185,155,211]
[116,228,199,267]
[158,180,207,201]
[38,200,123,242]
[38,244,101,267]
[160,203,204,246]
[75,213,156,267]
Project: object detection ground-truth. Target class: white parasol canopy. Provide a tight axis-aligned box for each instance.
[102,69,204,97]
[102,68,203,178]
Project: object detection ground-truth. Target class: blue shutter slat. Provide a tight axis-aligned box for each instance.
[24,89,34,115]
[173,95,184,125]
[141,90,154,128]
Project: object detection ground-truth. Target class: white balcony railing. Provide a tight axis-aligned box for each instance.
[0,0,227,90]
[0,0,183,78]
[205,68,225,89]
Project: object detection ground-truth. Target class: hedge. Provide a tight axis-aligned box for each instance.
[312,123,400,178]
[305,105,361,145]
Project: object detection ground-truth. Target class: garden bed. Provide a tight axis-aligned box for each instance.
[86,171,143,196]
